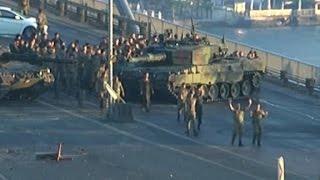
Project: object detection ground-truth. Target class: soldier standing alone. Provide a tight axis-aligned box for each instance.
[177,83,188,122]
[251,103,268,147]
[113,76,125,103]
[97,65,109,110]
[37,8,48,35]
[140,72,153,112]
[229,98,252,146]
[20,0,30,16]
[196,85,205,131]
[185,88,198,136]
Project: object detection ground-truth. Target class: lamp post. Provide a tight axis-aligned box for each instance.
[108,0,114,104]
[298,0,302,11]
[250,0,254,10]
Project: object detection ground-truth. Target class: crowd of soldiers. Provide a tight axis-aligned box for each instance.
[176,83,268,146]
[14,0,267,146]
[176,84,205,136]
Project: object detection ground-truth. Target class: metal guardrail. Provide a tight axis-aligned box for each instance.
[30,0,142,34]
[25,1,320,92]
[134,13,320,91]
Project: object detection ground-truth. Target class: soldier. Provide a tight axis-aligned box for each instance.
[20,0,30,16]
[229,98,252,146]
[177,83,188,122]
[113,76,125,103]
[140,72,154,112]
[98,66,109,110]
[196,85,205,131]
[37,8,48,35]
[185,88,198,136]
[251,103,268,147]
[77,52,87,107]
[54,44,66,98]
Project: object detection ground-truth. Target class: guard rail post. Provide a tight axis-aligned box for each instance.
[280,70,288,85]
[77,5,85,23]
[305,78,316,95]
[40,0,47,10]
[118,18,127,37]
[84,3,88,23]
[57,0,66,16]
[97,11,106,24]
[139,22,147,38]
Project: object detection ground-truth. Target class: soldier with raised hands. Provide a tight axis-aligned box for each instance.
[229,98,252,146]
[251,103,268,147]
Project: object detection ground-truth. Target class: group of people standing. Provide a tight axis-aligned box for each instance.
[176,85,268,147]
[229,98,268,147]
[177,84,205,136]
[19,0,48,35]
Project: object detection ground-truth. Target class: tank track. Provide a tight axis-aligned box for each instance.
[120,71,263,104]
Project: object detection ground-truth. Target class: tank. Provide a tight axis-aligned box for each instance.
[0,60,54,100]
[117,44,266,103]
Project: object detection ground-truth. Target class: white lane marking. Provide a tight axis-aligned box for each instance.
[0,174,7,180]
[133,118,309,178]
[260,99,319,122]
[37,100,263,180]
[82,100,307,179]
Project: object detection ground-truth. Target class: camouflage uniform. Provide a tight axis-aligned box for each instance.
[37,10,48,35]
[77,54,90,107]
[140,75,153,112]
[196,86,205,130]
[53,51,65,99]
[100,72,109,110]
[232,110,245,146]
[229,99,252,146]
[185,90,198,136]
[251,108,268,146]
[113,77,125,103]
[177,85,188,122]
[20,0,30,16]
[96,66,108,110]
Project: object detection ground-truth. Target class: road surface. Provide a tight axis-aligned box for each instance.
[0,0,319,179]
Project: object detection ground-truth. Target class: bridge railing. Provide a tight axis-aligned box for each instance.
[29,0,142,35]
[25,1,320,92]
[135,13,320,91]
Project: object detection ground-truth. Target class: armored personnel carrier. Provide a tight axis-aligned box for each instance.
[0,60,54,100]
[117,44,266,103]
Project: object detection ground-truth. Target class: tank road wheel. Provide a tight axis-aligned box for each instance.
[241,80,252,96]
[219,83,230,100]
[230,83,241,98]
[208,84,219,101]
[252,73,262,89]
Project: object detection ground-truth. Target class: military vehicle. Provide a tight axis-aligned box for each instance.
[117,44,266,103]
[0,59,54,100]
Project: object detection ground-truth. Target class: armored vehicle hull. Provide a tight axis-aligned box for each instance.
[117,45,266,103]
[0,61,54,100]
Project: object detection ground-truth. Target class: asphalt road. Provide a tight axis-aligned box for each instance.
[0,0,320,179]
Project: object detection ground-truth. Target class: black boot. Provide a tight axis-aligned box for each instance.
[231,133,236,146]
[257,133,261,147]
[238,134,243,147]
[252,134,256,145]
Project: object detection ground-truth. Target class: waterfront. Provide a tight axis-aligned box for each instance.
[201,25,320,66]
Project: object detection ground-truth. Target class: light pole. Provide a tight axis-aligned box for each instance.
[108,0,114,104]
[298,0,302,11]
[250,0,254,10]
